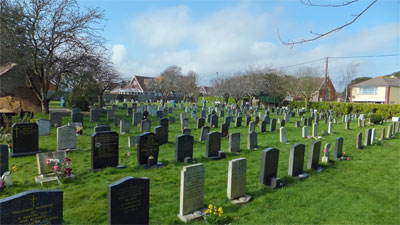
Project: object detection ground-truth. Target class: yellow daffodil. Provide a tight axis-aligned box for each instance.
[214,212,217,215]
[208,204,213,209]
[219,213,222,217]
[218,207,223,213]
[12,165,17,172]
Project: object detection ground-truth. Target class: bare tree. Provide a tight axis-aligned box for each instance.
[339,62,359,102]
[148,65,182,104]
[292,66,322,109]
[279,0,378,45]
[6,0,105,113]
[178,70,199,102]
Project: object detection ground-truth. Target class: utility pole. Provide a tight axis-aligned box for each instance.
[216,72,219,79]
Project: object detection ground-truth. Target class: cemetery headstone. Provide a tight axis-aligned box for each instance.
[57,125,77,151]
[133,112,143,126]
[211,115,218,128]
[107,110,115,121]
[334,136,344,159]
[312,123,318,137]
[11,123,39,157]
[182,128,191,135]
[128,136,138,148]
[371,128,376,145]
[280,127,287,143]
[137,132,163,168]
[227,158,251,203]
[302,126,309,138]
[206,132,224,159]
[259,148,281,188]
[91,131,119,171]
[0,189,63,224]
[94,124,111,133]
[37,119,51,136]
[90,109,99,122]
[120,119,130,134]
[49,112,62,127]
[229,133,240,153]
[364,129,372,146]
[178,163,206,222]
[141,119,151,133]
[307,141,321,170]
[247,131,257,150]
[221,123,229,137]
[175,134,194,163]
[328,122,333,134]
[197,117,205,129]
[356,132,362,149]
[155,126,168,145]
[235,116,242,127]
[199,126,210,142]
[288,143,306,178]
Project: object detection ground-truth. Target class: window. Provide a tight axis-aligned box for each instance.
[360,87,377,95]
[325,88,331,99]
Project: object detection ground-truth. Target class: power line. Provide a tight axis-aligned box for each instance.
[329,53,400,59]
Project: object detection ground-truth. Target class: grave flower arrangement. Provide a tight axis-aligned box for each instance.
[46,157,72,184]
[204,204,230,224]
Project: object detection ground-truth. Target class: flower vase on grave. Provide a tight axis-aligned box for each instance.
[147,156,155,167]
[1,172,12,186]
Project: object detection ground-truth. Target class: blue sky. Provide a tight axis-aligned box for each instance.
[78,0,399,89]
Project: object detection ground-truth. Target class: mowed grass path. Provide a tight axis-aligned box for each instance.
[1,104,399,224]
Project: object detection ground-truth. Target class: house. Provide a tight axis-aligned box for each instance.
[287,75,336,102]
[0,63,41,113]
[350,76,400,104]
[109,75,160,101]
[198,86,210,96]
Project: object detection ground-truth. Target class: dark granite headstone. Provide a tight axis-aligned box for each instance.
[175,134,194,162]
[288,143,305,177]
[91,131,119,171]
[11,123,39,157]
[280,119,285,127]
[380,127,385,140]
[0,189,63,224]
[264,115,270,124]
[260,121,266,133]
[334,136,344,159]
[220,123,229,137]
[133,112,143,126]
[94,124,111,133]
[206,132,221,158]
[49,112,62,127]
[364,129,372,146]
[197,118,205,129]
[127,107,133,116]
[108,177,149,225]
[90,109,99,122]
[155,126,168,145]
[356,132,362,149]
[0,144,8,176]
[270,118,276,132]
[137,132,162,167]
[247,131,257,150]
[302,118,307,126]
[246,116,251,126]
[259,148,281,188]
[211,115,218,128]
[160,118,169,128]
[72,111,83,123]
[156,110,163,119]
[235,116,242,127]
[307,141,321,170]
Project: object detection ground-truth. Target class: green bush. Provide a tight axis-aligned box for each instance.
[369,113,384,124]
[67,88,97,111]
[288,101,400,119]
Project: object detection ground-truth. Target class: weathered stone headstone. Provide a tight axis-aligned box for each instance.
[37,119,51,136]
[371,128,376,145]
[270,118,276,132]
[302,126,309,138]
[356,132,362,149]
[334,136,344,159]
[387,124,393,139]
[91,131,119,171]
[295,121,300,128]
[156,110,163,119]
[197,117,205,129]
[49,112,62,127]
[312,123,318,137]
[307,141,321,170]
[176,134,194,163]
[71,110,83,124]
[246,116,251,126]
[137,132,163,168]
[0,144,9,176]
[229,133,240,153]
[90,109,99,122]
[181,118,189,131]
[227,158,251,203]
[57,125,77,151]
[133,112,143,126]
[345,120,350,130]
[288,143,305,177]
[260,121,267,133]
[280,119,285,128]
[248,121,256,133]
[0,189,63,224]
[11,123,39,157]
[380,127,386,140]
[128,136,138,148]
[108,177,149,225]
[199,126,210,142]
[364,128,372,146]
[120,119,130,134]
[328,122,333,134]
[322,143,331,163]
[182,128,191,135]
[127,107,133,116]
[247,131,257,150]
[141,119,151,133]
[160,118,169,128]
[280,127,287,143]
[259,148,281,188]
[178,163,206,222]
[107,110,115,121]
[206,132,224,159]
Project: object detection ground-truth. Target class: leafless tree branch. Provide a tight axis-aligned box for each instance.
[301,0,359,7]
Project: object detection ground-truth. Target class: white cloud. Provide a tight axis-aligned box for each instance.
[111,4,399,86]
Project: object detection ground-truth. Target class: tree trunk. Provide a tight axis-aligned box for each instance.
[98,94,104,107]
[41,98,50,114]
[304,97,309,110]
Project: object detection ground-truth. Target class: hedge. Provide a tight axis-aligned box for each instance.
[288,101,400,119]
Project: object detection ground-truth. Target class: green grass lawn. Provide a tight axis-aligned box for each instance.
[1,103,399,224]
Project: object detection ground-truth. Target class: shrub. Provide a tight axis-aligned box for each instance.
[369,113,384,124]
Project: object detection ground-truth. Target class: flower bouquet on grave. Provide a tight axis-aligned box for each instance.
[75,127,83,136]
[46,157,72,184]
[322,148,331,163]
[340,152,350,161]
[204,204,231,224]
[0,165,17,189]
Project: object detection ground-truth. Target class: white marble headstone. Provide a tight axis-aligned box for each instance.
[227,158,246,200]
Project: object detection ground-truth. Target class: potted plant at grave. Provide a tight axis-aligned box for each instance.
[46,157,72,184]
[0,165,17,189]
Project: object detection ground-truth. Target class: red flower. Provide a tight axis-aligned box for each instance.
[54,166,59,171]
[46,158,51,165]
[347,157,350,161]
